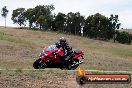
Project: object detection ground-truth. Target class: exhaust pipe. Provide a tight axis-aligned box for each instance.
[79,60,83,64]
[71,60,83,67]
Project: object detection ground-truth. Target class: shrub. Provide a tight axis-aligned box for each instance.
[116,31,131,44]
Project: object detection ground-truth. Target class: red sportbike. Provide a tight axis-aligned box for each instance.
[33,45,84,70]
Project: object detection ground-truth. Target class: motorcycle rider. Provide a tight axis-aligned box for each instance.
[64,45,74,61]
[55,37,73,62]
[55,37,68,49]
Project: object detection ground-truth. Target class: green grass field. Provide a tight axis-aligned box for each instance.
[0,27,132,71]
[0,27,132,88]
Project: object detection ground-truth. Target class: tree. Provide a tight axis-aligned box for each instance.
[83,15,93,37]
[66,12,84,35]
[84,13,113,40]
[53,12,66,32]
[73,12,84,35]
[37,15,45,30]
[25,8,35,28]
[109,14,121,42]
[44,5,55,29]
[11,8,26,28]
[25,5,55,30]
[35,5,55,30]
[1,6,9,28]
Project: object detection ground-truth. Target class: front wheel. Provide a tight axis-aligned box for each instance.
[33,59,46,69]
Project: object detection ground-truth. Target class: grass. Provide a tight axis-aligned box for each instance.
[0,31,34,45]
[0,27,132,71]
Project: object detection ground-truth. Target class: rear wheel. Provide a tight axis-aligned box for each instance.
[33,59,46,69]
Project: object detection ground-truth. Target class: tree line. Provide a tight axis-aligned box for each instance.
[1,5,132,44]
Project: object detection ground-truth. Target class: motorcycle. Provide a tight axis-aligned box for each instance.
[33,45,84,70]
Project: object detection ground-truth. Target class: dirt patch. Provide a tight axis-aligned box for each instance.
[0,73,131,88]
[0,72,80,88]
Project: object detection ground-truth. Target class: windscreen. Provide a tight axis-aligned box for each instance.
[45,45,57,52]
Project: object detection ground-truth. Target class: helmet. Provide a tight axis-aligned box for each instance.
[59,37,66,42]
[59,37,67,46]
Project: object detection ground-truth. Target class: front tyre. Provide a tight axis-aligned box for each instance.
[33,59,46,69]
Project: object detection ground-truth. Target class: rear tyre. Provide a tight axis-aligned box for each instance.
[33,59,46,69]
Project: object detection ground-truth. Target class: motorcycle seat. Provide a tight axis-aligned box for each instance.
[74,50,82,54]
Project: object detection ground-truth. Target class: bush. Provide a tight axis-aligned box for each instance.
[116,31,131,44]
